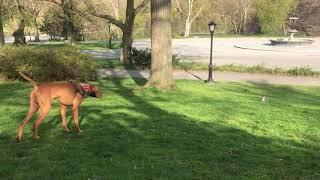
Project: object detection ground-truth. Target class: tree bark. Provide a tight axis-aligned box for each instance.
[13,0,26,45]
[145,0,175,90]
[108,23,112,48]
[121,27,133,64]
[34,18,40,42]
[184,18,190,37]
[13,19,26,45]
[62,0,74,44]
[0,5,5,46]
[120,0,135,64]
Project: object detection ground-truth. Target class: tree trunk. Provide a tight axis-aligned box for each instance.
[64,14,74,43]
[108,23,112,48]
[0,0,3,45]
[120,0,135,64]
[62,0,74,44]
[0,11,5,46]
[13,19,26,45]
[184,18,190,37]
[121,27,133,64]
[34,18,40,42]
[145,0,174,90]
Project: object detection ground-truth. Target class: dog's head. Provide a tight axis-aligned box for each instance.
[90,85,102,98]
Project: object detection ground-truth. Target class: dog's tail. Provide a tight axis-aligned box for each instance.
[19,72,38,88]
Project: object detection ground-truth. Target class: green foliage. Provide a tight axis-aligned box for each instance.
[287,66,315,76]
[0,79,320,178]
[40,7,84,41]
[0,46,97,81]
[255,0,297,34]
[40,8,64,39]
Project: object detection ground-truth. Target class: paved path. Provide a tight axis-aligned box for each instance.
[85,37,320,71]
[98,69,320,86]
[134,38,320,71]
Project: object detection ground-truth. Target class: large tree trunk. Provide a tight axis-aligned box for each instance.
[145,0,174,90]
[13,19,26,45]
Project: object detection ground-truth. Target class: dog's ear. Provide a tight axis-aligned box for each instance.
[91,86,102,97]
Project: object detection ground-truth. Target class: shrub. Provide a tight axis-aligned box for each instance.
[0,46,97,82]
[132,47,151,69]
[132,48,180,70]
[287,66,315,76]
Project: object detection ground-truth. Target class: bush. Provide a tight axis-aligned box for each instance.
[132,47,151,69]
[0,46,97,82]
[132,48,180,70]
[287,66,315,76]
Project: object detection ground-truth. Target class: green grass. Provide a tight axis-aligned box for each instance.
[97,58,320,77]
[29,41,122,50]
[95,58,131,70]
[174,62,320,77]
[1,79,320,179]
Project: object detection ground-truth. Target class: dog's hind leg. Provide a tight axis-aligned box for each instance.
[33,103,51,141]
[60,104,70,132]
[17,92,39,143]
[72,94,83,132]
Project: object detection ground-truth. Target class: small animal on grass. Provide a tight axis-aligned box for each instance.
[16,72,102,143]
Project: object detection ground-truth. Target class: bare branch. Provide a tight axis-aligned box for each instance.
[190,5,203,23]
[83,0,124,29]
[107,0,119,19]
[175,0,185,15]
[134,0,149,15]
[44,0,62,6]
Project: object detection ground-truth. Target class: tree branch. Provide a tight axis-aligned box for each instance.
[175,0,185,15]
[190,6,203,23]
[44,0,62,6]
[134,0,149,15]
[83,0,124,29]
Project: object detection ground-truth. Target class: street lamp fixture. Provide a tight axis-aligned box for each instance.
[207,20,216,84]
[208,21,216,34]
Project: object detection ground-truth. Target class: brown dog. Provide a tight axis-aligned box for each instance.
[17,73,102,142]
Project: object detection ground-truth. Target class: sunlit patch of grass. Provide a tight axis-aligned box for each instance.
[0,79,319,178]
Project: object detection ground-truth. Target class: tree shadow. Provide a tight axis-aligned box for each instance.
[1,79,320,178]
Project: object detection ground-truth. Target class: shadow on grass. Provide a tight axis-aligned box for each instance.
[0,79,320,178]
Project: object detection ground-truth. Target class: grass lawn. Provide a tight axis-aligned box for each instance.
[0,78,320,179]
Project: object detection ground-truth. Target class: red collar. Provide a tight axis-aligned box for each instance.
[80,83,92,93]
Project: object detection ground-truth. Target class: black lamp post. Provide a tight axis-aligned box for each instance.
[207,21,216,84]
